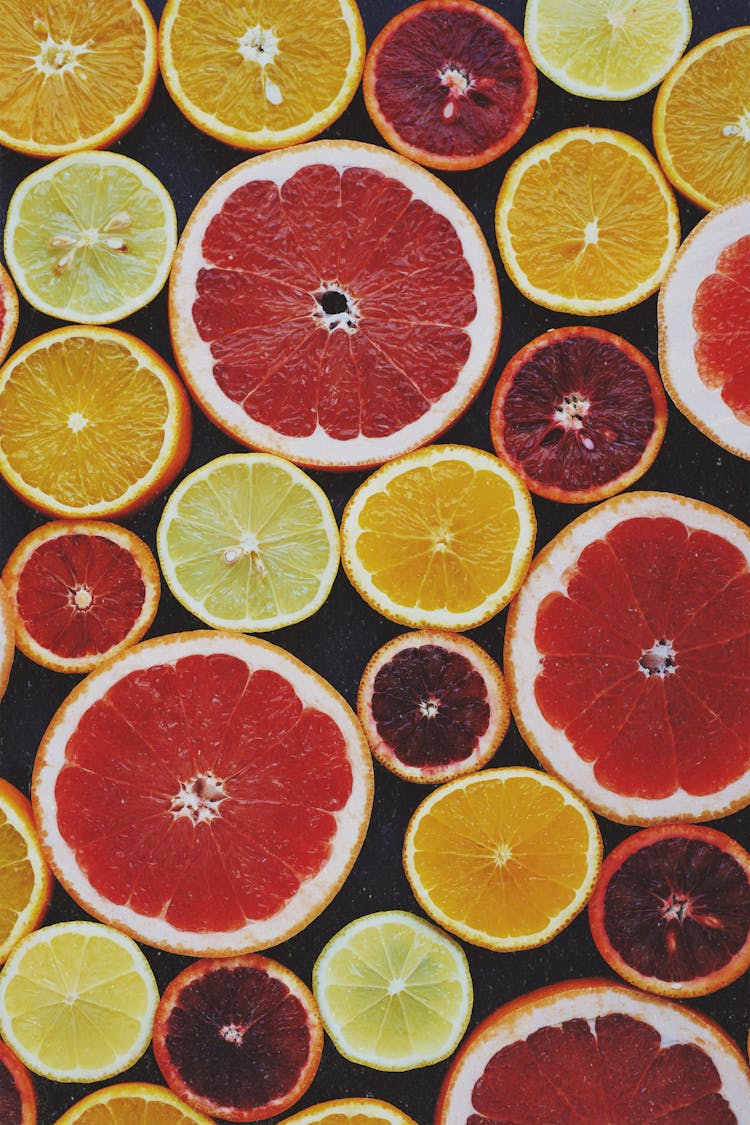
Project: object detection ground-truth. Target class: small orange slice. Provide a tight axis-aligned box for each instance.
[54,1082,215,1124]
[0,263,18,366]
[0,779,51,966]
[280,1099,419,1125]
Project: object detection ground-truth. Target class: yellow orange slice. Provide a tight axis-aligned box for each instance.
[0,779,51,966]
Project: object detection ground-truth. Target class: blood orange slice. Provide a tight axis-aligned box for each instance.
[0,579,13,702]
[31,631,373,956]
[0,262,18,366]
[505,492,750,825]
[490,326,667,504]
[0,1041,36,1125]
[436,979,750,1123]
[362,0,537,171]
[169,140,500,469]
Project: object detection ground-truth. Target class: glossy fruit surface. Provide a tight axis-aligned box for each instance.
[53,1083,215,1125]
[0,779,51,966]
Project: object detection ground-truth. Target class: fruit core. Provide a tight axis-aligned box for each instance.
[722,112,750,141]
[170,772,228,825]
[438,65,491,121]
[34,31,90,76]
[50,210,131,275]
[237,25,282,105]
[314,286,358,332]
[638,639,677,677]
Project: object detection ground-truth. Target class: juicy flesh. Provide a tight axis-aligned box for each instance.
[692,233,750,423]
[0,809,34,945]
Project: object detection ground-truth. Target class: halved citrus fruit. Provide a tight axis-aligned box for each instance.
[362,0,537,171]
[495,127,680,315]
[32,631,373,956]
[169,140,500,469]
[658,196,750,460]
[0,1040,36,1125]
[157,453,339,632]
[436,978,750,1123]
[280,1099,418,1125]
[313,910,472,1070]
[357,630,509,783]
[2,521,160,674]
[0,920,158,1082]
[0,326,191,519]
[490,326,667,503]
[340,445,535,630]
[505,491,750,825]
[524,0,691,100]
[0,0,157,158]
[653,27,750,211]
[0,779,51,966]
[54,1083,215,1125]
[403,767,602,951]
[153,954,323,1122]
[0,579,13,701]
[159,0,365,150]
[0,263,18,367]
[589,823,750,999]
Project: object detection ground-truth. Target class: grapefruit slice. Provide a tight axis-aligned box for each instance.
[505,492,750,825]
[0,1040,36,1125]
[169,140,500,469]
[436,979,750,1123]
[0,579,13,702]
[31,631,373,956]
[0,262,18,366]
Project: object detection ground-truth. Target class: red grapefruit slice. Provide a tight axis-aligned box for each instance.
[31,631,373,956]
[0,1040,36,1125]
[169,139,501,469]
[504,492,750,825]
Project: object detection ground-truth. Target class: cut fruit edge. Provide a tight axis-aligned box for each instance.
[280,1098,419,1125]
[0,579,14,700]
[0,262,19,365]
[0,778,52,963]
[54,1082,215,1124]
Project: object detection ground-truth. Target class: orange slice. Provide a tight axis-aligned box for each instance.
[0,779,51,966]
[0,579,13,702]
[0,263,18,366]
[0,1040,36,1125]
[281,1099,419,1125]
[54,1083,215,1125]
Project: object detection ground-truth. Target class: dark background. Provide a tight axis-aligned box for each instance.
[1,2,749,1122]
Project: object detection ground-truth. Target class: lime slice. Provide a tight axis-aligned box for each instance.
[312,909,472,1070]
[4,152,176,324]
[157,452,340,631]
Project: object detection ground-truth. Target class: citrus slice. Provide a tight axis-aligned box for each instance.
[0,1040,36,1125]
[280,1098,418,1125]
[357,630,509,783]
[0,779,51,966]
[157,453,339,632]
[312,910,472,1071]
[0,579,13,702]
[489,326,668,504]
[0,920,158,1082]
[658,197,750,460]
[403,767,602,951]
[159,0,365,150]
[0,326,191,519]
[32,631,373,956]
[153,954,323,1122]
[504,491,750,825]
[653,27,750,211]
[589,823,750,999]
[524,0,691,100]
[169,140,500,469]
[54,1083,215,1125]
[2,521,160,674]
[0,263,18,366]
[436,979,750,1123]
[495,127,680,315]
[362,0,537,171]
[340,445,535,630]
[5,152,177,324]
[0,0,157,158]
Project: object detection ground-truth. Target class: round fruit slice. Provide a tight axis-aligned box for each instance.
[0,0,157,158]
[505,491,750,825]
[5,152,177,324]
[340,445,535,630]
[0,920,158,1083]
[2,521,160,674]
[403,767,602,951]
[357,630,509,783]
[157,453,339,632]
[524,0,691,100]
[362,0,536,171]
[280,1098,418,1125]
[0,580,13,702]
[0,263,18,366]
[153,955,323,1122]
[54,1083,214,1124]
[436,978,750,1123]
[0,1040,36,1125]
[0,779,51,965]
[159,0,364,150]
[313,910,472,1071]
[496,127,680,315]
[658,197,750,460]
[169,140,500,469]
[589,823,750,999]
[0,326,191,519]
[490,326,668,504]
[653,27,750,211]
[32,631,373,956]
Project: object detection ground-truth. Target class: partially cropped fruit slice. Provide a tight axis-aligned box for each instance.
[153,955,323,1122]
[362,0,536,171]
[0,1040,36,1125]
[0,263,18,366]
[280,1099,418,1125]
[54,1083,215,1125]
[0,580,13,701]
[0,779,51,965]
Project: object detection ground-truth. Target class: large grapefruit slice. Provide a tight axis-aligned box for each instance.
[31,632,373,956]
[169,140,500,469]
[505,492,750,825]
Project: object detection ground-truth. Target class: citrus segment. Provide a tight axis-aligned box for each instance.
[54,1083,215,1125]
[0,779,51,966]
[0,263,18,367]
[0,580,13,702]
[281,1099,418,1125]
[0,1041,36,1125]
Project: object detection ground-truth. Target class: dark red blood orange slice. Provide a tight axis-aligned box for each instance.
[357,630,509,783]
[589,824,750,999]
[505,492,750,824]
[169,140,500,469]
[2,521,160,674]
[362,0,537,171]
[0,263,18,366]
[436,979,750,1124]
[490,326,667,504]
[0,1040,36,1125]
[31,632,373,955]
[153,954,322,1122]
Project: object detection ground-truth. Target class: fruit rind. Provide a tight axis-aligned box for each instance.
[280,1097,419,1125]
[0,778,52,965]
[53,1082,216,1125]
[0,579,13,701]
[0,263,19,366]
